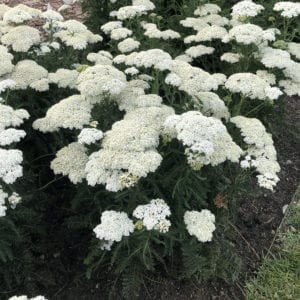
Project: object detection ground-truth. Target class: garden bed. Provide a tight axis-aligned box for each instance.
[1,1,299,299]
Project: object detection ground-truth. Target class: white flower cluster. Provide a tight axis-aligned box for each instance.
[117,37,140,53]
[93,211,134,250]
[2,4,41,24]
[0,185,22,217]
[10,60,49,91]
[0,102,29,186]
[231,0,264,18]
[1,25,40,52]
[192,92,230,121]
[220,52,242,64]
[184,25,227,44]
[142,22,180,40]
[8,295,47,300]
[85,103,174,191]
[33,95,92,132]
[50,142,88,184]
[77,65,127,100]
[163,111,242,169]
[133,199,171,233]
[287,42,300,60]
[273,2,300,18]
[114,48,173,71]
[0,186,8,217]
[87,50,113,66]
[53,20,103,49]
[184,210,216,242]
[0,45,14,77]
[194,4,221,17]
[48,69,78,89]
[78,128,103,145]
[185,45,214,59]
[222,24,277,45]
[168,60,225,96]
[231,116,280,190]
[225,73,283,100]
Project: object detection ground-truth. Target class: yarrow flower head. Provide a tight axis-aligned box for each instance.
[163,111,242,169]
[231,0,264,18]
[225,73,282,100]
[133,199,171,232]
[231,116,280,190]
[93,211,134,250]
[184,209,216,242]
[273,2,300,18]
[78,128,103,145]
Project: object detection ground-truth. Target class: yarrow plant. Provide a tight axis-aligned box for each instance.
[0,0,299,298]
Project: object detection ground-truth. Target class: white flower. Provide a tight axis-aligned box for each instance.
[163,111,242,169]
[86,105,174,191]
[0,129,26,146]
[185,25,227,43]
[124,67,139,75]
[8,192,21,209]
[287,42,300,60]
[1,25,40,52]
[41,9,64,22]
[184,210,216,242]
[77,65,127,98]
[117,38,140,53]
[93,211,134,249]
[143,23,180,40]
[48,69,78,89]
[223,24,273,45]
[0,186,8,217]
[169,61,222,95]
[101,21,123,35]
[185,45,214,58]
[3,4,41,24]
[110,27,132,40]
[51,142,88,184]
[231,0,264,18]
[133,199,171,232]
[225,73,282,100]
[165,73,182,87]
[78,128,103,145]
[116,5,147,20]
[273,2,300,18]
[10,60,48,90]
[0,104,29,131]
[231,116,280,190]
[194,4,221,16]
[8,296,47,300]
[259,47,292,69]
[33,95,92,133]
[256,70,276,85]
[53,20,103,49]
[0,79,16,93]
[192,92,230,120]
[87,51,113,66]
[0,149,23,184]
[220,52,242,64]
[0,45,14,77]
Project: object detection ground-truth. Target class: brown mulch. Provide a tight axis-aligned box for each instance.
[0,0,83,21]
